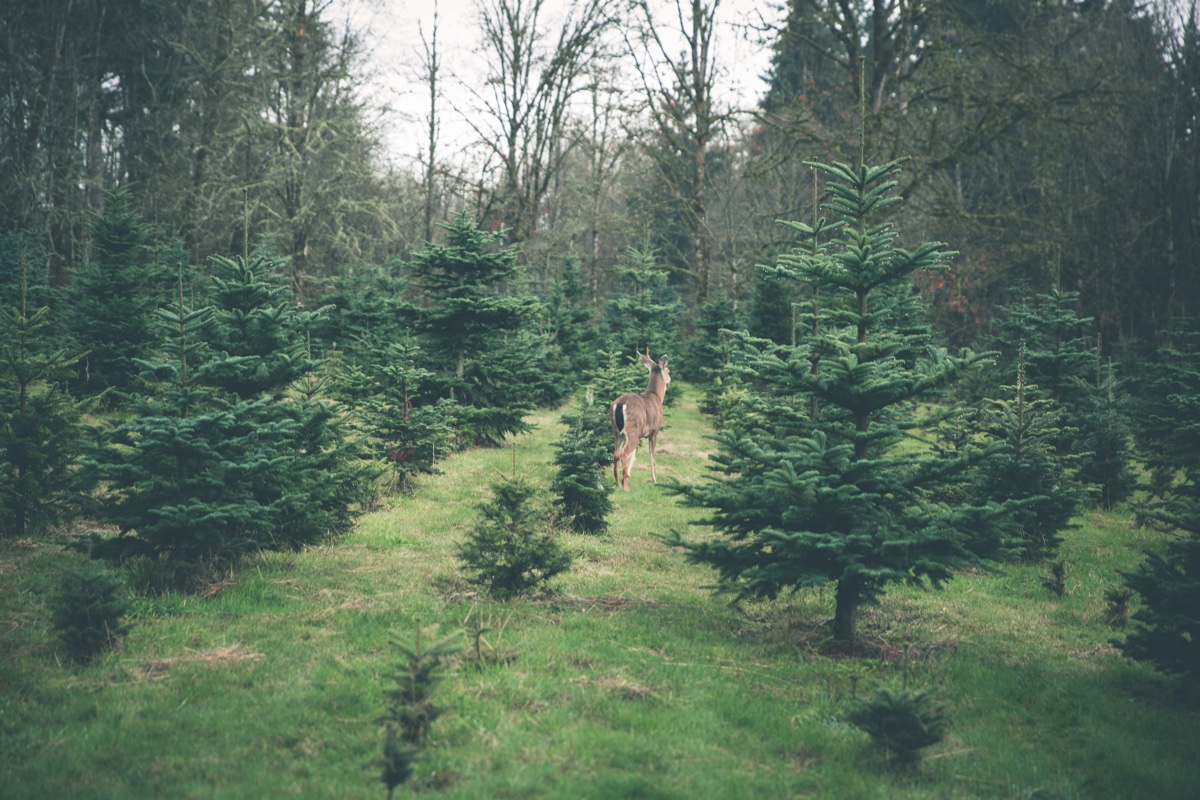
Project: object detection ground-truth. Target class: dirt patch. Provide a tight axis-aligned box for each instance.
[536,595,670,612]
[136,644,264,680]
[571,673,660,701]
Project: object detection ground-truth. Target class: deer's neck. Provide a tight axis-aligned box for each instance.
[644,374,666,405]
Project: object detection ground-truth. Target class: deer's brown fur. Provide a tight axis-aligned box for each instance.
[610,353,671,491]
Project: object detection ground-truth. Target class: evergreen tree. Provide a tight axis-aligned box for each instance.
[50,560,132,665]
[604,248,683,357]
[349,335,457,492]
[403,213,543,446]
[667,159,1018,642]
[457,476,572,597]
[0,263,92,536]
[1119,528,1200,678]
[68,189,163,405]
[546,257,602,378]
[87,292,297,581]
[86,262,372,586]
[1118,318,1200,678]
[847,686,947,770]
[746,271,800,347]
[202,253,375,548]
[1072,356,1135,509]
[986,288,1095,424]
[970,343,1082,561]
[1131,318,1200,501]
[202,254,309,400]
[551,389,613,535]
[685,299,743,416]
[376,623,464,800]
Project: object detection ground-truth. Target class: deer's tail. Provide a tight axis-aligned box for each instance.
[612,402,627,455]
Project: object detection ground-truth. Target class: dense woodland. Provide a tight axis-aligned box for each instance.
[2,0,1200,690]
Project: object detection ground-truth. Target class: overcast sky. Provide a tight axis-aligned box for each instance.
[338,0,784,166]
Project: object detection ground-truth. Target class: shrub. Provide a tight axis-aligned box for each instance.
[50,561,132,664]
[376,623,463,799]
[457,477,572,597]
[847,686,947,770]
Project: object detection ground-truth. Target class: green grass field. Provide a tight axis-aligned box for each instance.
[2,383,1197,799]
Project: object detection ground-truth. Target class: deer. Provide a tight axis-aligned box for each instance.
[610,353,671,492]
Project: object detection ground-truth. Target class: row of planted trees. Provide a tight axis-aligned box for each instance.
[0,191,679,584]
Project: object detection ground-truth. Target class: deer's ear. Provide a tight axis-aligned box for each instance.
[641,353,655,369]
[659,356,669,368]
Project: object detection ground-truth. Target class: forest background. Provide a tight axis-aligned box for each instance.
[4,0,1196,346]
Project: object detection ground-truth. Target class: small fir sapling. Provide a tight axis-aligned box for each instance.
[456,476,572,598]
[847,686,948,770]
[1042,560,1068,597]
[376,623,463,799]
[551,389,613,534]
[462,605,516,668]
[1105,585,1133,627]
[50,561,132,664]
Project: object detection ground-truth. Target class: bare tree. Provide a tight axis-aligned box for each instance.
[418,2,442,245]
[626,0,732,306]
[465,0,618,244]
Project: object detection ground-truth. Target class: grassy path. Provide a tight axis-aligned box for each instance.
[2,383,1198,798]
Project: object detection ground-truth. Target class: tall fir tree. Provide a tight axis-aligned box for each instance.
[403,213,544,446]
[68,188,163,405]
[546,257,603,379]
[0,260,92,536]
[1117,317,1200,677]
[1072,355,1135,509]
[668,158,1018,642]
[348,334,457,492]
[604,248,683,357]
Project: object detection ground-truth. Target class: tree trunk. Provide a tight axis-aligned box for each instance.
[833,578,858,642]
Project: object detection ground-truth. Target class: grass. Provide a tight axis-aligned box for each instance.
[1,383,1197,799]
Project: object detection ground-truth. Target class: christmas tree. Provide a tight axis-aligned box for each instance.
[668,158,1017,642]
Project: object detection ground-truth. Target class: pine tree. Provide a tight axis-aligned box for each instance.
[686,299,743,416]
[1119,529,1200,677]
[546,257,602,378]
[50,560,132,664]
[403,213,543,446]
[551,389,613,535]
[69,188,163,405]
[667,158,1017,643]
[1072,355,1135,509]
[457,477,572,598]
[1131,318,1200,500]
[0,260,92,536]
[199,254,376,547]
[604,248,682,357]
[376,623,464,799]
[970,343,1083,561]
[1118,318,1200,677]
[847,686,947,770]
[351,335,457,492]
[201,254,308,400]
[87,275,302,585]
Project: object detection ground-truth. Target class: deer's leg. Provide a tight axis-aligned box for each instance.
[624,449,636,491]
[648,431,658,483]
